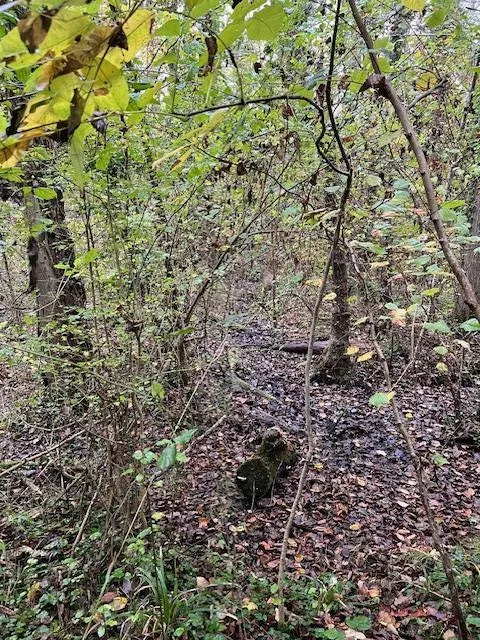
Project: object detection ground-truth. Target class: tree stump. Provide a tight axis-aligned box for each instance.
[236,428,296,502]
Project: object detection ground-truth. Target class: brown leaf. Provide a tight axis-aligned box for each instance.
[102,591,117,603]
[18,12,53,53]
[109,26,128,50]
[204,35,217,73]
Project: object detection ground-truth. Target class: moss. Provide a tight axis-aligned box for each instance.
[235,428,296,502]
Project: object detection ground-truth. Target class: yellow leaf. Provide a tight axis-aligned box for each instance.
[323,291,336,301]
[357,351,374,362]
[153,144,189,168]
[401,0,426,10]
[0,138,30,168]
[104,9,153,66]
[38,8,92,55]
[242,598,258,611]
[110,596,128,611]
[415,71,438,91]
[436,362,448,373]
[346,345,359,356]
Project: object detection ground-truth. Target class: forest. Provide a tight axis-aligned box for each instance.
[0,0,480,638]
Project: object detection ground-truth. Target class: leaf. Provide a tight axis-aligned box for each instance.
[104,9,153,66]
[74,248,100,267]
[69,122,91,186]
[155,19,181,37]
[196,576,209,588]
[110,596,128,611]
[191,0,220,18]
[157,443,176,470]
[424,320,452,334]
[151,381,165,400]
[421,287,440,297]
[369,391,394,408]
[436,362,448,373]
[401,0,426,11]
[18,12,52,53]
[245,3,286,42]
[242,598,258,611]
[460,318,480,332]
[433,346,448,356]
[466,615,480,627]
[426,8,447,27]
[324,291,336,301]
[174,428,197,445]
[346,615,372,631]
[346,345,359,355]
[357,351,374,362]
[33,186,57,200]
[433,452,449,466]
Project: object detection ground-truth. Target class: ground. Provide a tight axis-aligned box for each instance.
[1,310,480,639]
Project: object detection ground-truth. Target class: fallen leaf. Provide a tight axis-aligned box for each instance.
[196,576,209,589]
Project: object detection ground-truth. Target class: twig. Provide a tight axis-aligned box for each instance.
[70,473,104,555]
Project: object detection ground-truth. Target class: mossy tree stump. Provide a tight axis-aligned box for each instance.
[236,429,296,502]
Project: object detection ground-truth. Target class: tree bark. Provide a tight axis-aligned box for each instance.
[457,181,480,320]
[25,188,87,327]
[317,240,351,378]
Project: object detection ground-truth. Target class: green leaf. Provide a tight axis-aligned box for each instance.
[191,0,220,18]
[245,3,286,42]
[460,318,480,332]
[433,452,449,466]
[433,346,448,356]
[74,248,100,267]
[95,148,112,171]
[424,320,452,334]
[426,8,447,27]
[33,186,57,200]
[231,0,266,23]
[467,616,480,628]
[421,287,440,297]
[346,615,372,631]
[348,68,368,93]
[366,174,382,187]
[155,19,181,37]
[460,318,480,333]
[151,381,165,400]
[401,0,426,11]
[369,391,394,408]
[157,443,176,470]
[442,199,465,209]
[321,630,346,640]
[174,428,197,445]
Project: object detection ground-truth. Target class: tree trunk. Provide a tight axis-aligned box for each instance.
[25,188,87,326]
[313,240,352,381]
[457,181,480,320]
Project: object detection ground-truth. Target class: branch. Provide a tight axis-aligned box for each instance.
[348,0,480,320]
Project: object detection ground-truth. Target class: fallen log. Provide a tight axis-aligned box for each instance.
[236,429,296,502]
[279,340,329,354]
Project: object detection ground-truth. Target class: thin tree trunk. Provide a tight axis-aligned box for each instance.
[457,181,480,320]
[316,240,351,379]
[25,188,87,327]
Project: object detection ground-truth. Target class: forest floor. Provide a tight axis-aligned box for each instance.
[1,304,480,639]
[158,308,480,638]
